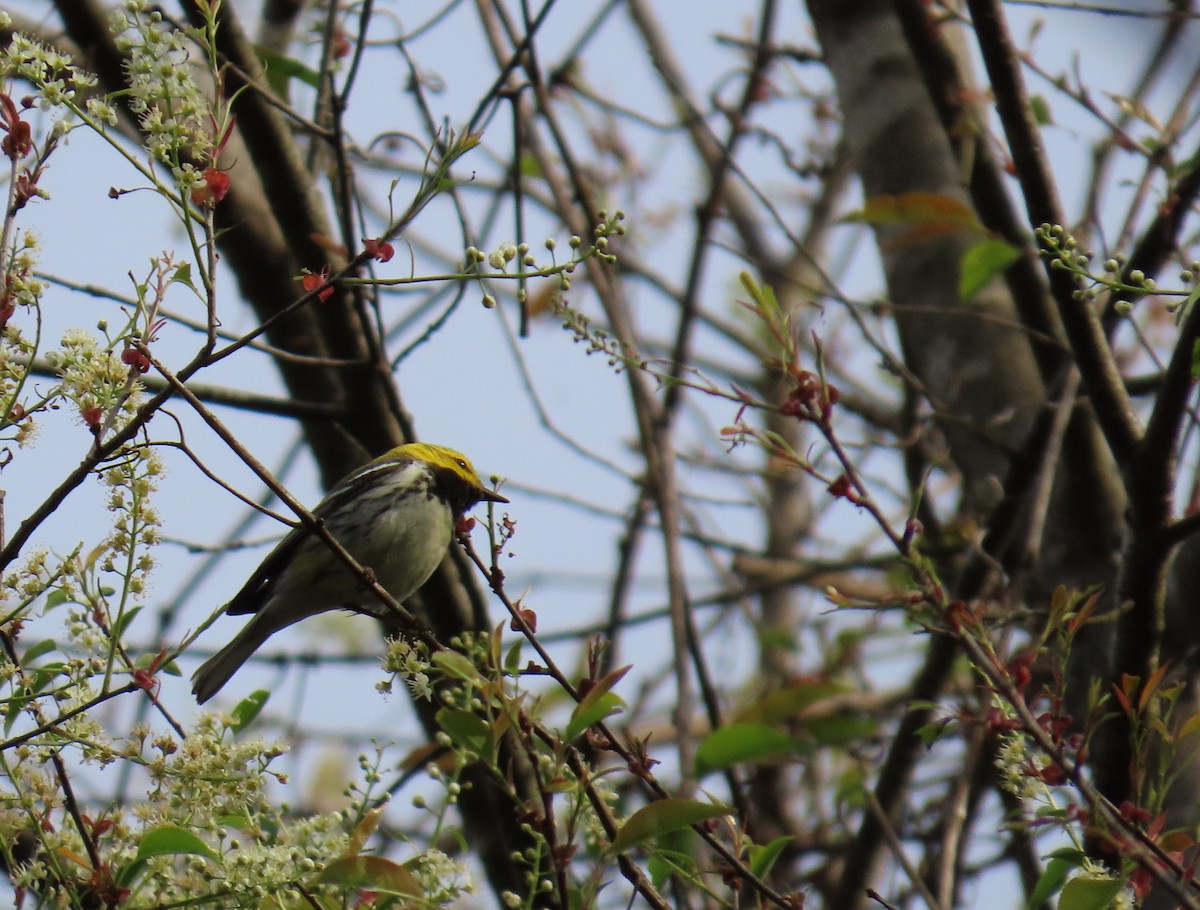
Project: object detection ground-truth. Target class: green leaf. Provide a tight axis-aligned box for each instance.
[22,639,59,664]
[254,45,320,100]
[835,765,866,810]
[118,826,219,888]
[694,724,808,777]
[29,665,65,693]
[347,807,385,857]
[44,589,71,610]
[437,708,492,756]
[227,690,269,734]
[609,799,732,853]
[4,689,32,734]
[1107,92,1162,132]
[646,849,681,888]
[755,625,797,652]
[169,262,196,293]
[1030,94,1054,126]
[915,716,955,747]
[565,691,624,742]
[111,605,142,641]
[431,650,478,682]
[519,152,542,178]
[1029,854,1079,909]
[503,640,523,676]
[565,665,630,742]
[318,855,423,896]
[452,130,484,155]
[739,271,778,313]
[806,713,877,746]
[217,811,254,832]
[135,825,219,863]
[1047,847,1088,862]
[1058,874,1125,910]
[1191,338,1200,383]
[959,238,1021,301]
[148,656,182,678]
[747,835,793,879]
[646,830,696,887]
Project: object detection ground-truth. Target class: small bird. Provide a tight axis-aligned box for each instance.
[192,442,508,703]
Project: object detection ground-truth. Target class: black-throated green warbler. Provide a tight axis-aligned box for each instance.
[191,442,508,703]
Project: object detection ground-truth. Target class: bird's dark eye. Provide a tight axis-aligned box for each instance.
[456,458,467,469]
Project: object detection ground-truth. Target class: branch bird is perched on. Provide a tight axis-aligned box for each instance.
[192,443,508,703]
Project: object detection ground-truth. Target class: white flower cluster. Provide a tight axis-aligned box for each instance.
[4,230,47,311]
[130,716,349,904]
[109,0,213,163]
[46,328,146,432]
[411,847,475,903]
[64,605,108,655]
[573,771,620,852]
[0,232,40,449]
[0,31,98,112]
[100,447,163,596]
[2,713,355,907]
[380,636,434,700]
[3,547,54,603]
[994,731,1040,800]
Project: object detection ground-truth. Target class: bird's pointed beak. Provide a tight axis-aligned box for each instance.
[480,487,509,504]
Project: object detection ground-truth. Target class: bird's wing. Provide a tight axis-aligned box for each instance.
[223,522,311,616]
[223,455,412,616]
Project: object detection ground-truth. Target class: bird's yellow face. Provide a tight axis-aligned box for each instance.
[396,442,506,501]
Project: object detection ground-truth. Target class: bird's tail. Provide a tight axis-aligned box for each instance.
[191,617,273,704]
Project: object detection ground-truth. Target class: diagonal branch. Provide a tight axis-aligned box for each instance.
[964,0,1141,464]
